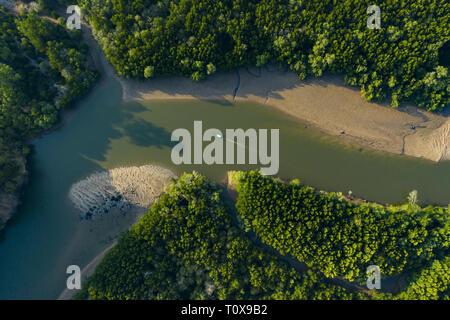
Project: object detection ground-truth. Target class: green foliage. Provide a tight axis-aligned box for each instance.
[232,171,449,285]
[0,9,97,200]
[77,171,449,300]
[397,257,450,300]
[79,0,449,111]
[77,172,362,300]
[144,65,155,78]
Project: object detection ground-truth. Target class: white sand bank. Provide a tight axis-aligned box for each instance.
[69,165,176,217]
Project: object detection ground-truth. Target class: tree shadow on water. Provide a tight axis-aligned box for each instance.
[122,101,149,113]
[122,118,174,148]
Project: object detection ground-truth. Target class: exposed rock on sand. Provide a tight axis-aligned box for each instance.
[69,165,176,217]
[119,67,449,162]
[0,193,19,225]
[0,153,27,227]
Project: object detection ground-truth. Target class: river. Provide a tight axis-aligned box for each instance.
[0,69,449,299]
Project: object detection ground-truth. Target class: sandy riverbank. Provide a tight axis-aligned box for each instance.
[119,67,449,162]
[59,165,176,300]
[57,203,152,300]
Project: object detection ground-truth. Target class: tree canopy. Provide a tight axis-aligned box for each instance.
[75,172,364,300]
[0,8,97,208]
[77,172,449,300]
[79,0,449,111]
[232,171,449,283]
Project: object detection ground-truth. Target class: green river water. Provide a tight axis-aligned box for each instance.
[0,74,449,299]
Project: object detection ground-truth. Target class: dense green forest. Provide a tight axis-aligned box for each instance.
[373,256,450,300]
[230,171,450,299]
[75,172,366,300]
[231,171,449,282]
[0,3,97,228]
[77,172,449,300]
[79,0,449,111]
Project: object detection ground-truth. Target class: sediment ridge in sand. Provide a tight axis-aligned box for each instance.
[118,67,449,162]
[69,165,177,218]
